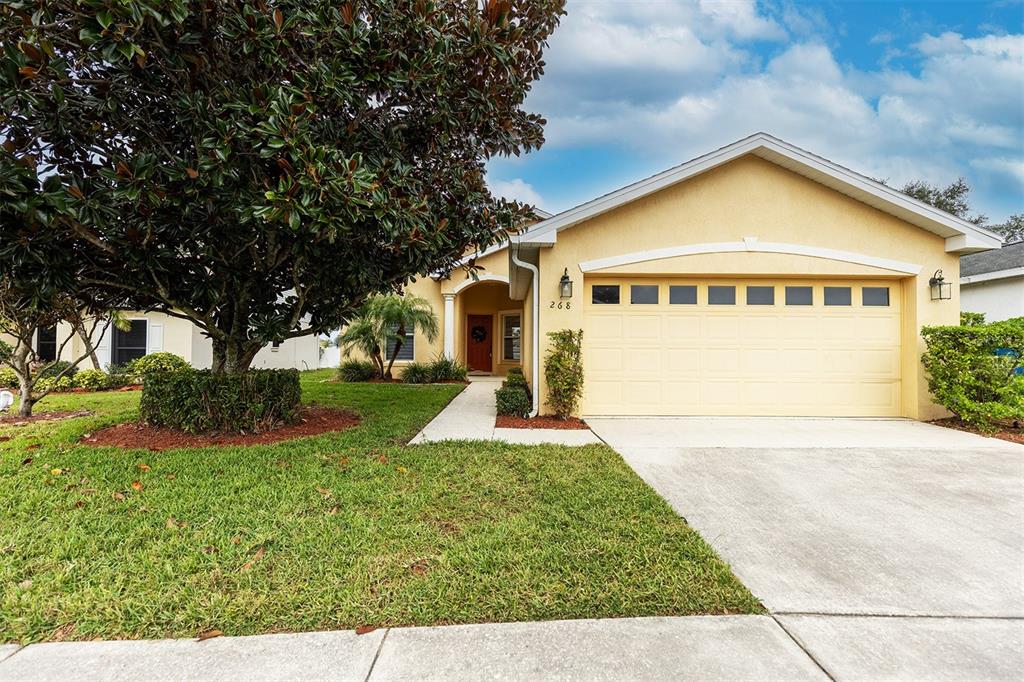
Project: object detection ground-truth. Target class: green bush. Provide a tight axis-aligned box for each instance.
[37,360,78,380]
[495,385,530,417]
[544,329,584,419]
[401,362,432,384]
[427,356,467,382]
[961,311,986,327]
[140,369,301,433]
[73,369,113,391]
[921,317,1024,431]
[337,359,376,382]
[106,363,135,387]
[0,367,16,388]
[35,375,75,394]
[127,352,189,379]
[503,367,530,394]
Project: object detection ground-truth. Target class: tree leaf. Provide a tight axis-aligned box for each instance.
[197,628,222,641]
[131,480,143,491]
[273,9,283,30]
[185,167,199,179]
[241,546,265,571]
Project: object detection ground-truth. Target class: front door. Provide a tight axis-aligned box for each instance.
[466,315,493,372]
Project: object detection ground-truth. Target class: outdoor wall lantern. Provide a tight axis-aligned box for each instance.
[929,269,952,301]
[559,268,573,299]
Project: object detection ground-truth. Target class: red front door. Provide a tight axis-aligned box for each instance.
[466,315,493,372]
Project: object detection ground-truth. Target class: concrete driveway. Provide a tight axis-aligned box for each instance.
[588,417,1024,680]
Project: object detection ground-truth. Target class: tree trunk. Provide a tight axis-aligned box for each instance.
[211,338,263,374]
[72,319,102,370]
[11,345,35,418]
[384,324,406,380]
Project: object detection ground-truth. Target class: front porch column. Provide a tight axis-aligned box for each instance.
[442,293,456,358]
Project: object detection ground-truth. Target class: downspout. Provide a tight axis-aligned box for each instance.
[510,244,541,417]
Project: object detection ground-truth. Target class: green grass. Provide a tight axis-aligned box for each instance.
[0,370,760,643]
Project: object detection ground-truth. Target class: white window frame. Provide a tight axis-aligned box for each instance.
[500,312,522,363]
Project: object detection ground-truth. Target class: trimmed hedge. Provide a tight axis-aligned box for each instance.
[921,317,1024,430]
[140,368,301,433]
[495,385,530,417]
[127,352,190,379]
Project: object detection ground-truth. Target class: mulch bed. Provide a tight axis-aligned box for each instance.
[0,410,92,425]
[930,417,1024,445]
[80,406,361,451]
[495,415,589,430]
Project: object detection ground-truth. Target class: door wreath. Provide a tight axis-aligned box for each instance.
[471,325,488,343]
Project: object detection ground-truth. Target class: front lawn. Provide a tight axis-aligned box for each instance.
[1,370,759,642]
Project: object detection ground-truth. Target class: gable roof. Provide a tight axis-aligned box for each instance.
[960,241,1024,283]
[513,133,1002,254]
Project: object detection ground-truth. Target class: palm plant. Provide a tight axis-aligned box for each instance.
[338,306,386,378]
[377,294,439,379]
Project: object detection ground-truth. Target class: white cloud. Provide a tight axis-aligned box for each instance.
[489,178,545,207]
[971,157,1024,185]
[699,0,787,41]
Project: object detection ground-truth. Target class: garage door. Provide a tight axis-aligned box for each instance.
[583,278,902,416]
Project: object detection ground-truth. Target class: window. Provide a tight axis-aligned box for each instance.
[502,314,521,362]
[36,325,57,362]
[630,285,659,304]
[592,285,620,304]
[824,287,852,306]
[785,286,813,306]
[112,320,148,365]
[386,325,414,361]
[746,286,774,306]
[863,287,890,306]
[669,285,697,305]
[708,286,736,305]
[271,340,282,351]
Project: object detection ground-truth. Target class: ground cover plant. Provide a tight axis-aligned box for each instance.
[0,371,760,643]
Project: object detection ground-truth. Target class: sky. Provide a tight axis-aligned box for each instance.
[486,0,1024,224]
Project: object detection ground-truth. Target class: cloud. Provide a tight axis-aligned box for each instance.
[489,178,545,208]
[971,157,1024,185]
[699,0,787,40]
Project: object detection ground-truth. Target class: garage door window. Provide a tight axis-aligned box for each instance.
[669,285,697,305]
[824,287,852,306]
[630,285,659,304]
[708,286,736,305]
[746,286,774,306]
[785,286,813,306]
[863,287,890,306]
[592,285,620,305]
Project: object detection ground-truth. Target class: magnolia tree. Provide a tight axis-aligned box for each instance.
[0,0,564,374]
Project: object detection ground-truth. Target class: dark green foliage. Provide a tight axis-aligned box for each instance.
[37,360,78,380]
[503,367,530,394]
[126,352,189,379]
[921,318,1024,430]
[336,360,376,383]
[544,329,584,419]
[140,369,301,433]
[426,356,468,383]
[401,362,432,384]
[495,385,531,417]
[0,1,565,373]
[961,311,986,327]
[900,178,987,225]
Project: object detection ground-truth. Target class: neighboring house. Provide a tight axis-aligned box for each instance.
[960,242,1024,322]
[32,311,321,371]
[376,133,1002,420]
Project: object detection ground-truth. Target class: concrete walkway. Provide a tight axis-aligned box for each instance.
[0,616,829,681]
[410,376,600,446]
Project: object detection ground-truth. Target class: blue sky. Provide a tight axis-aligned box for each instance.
[487,0,1024,224]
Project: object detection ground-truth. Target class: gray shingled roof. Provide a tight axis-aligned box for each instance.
[961,242,1024,277]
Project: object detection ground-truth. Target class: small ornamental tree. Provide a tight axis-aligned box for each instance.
[544,329,583,419]
[0,0,565,375]
[339,293,438,379]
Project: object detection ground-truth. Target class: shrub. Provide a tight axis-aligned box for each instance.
[0,367,16,388]
[337,359,376,382]
[37,360,78,380]
[73,369,113,391]
[495,385,531,417]
[921,317,1024,431]
[35,375,75,394]
[427,356,468,383]
[401,362,432,384]
[140,369,301,433]
[544,329,584,419]
[961,311,986,327]
[127,352,189,380]
[503,367,530,394]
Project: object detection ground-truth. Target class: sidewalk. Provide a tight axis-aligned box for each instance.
[0,616,827,681]
[410,376,600,446]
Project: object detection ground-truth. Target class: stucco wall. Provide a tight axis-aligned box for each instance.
[533,155,960,419]
[961,276,1024,322]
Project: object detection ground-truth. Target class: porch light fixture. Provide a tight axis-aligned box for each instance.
[559,268,573,298]
[928,269,952,301]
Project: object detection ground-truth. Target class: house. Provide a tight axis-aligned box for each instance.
[32,311,322,371]
[378,133,1002,419]
[960,242,1024,322]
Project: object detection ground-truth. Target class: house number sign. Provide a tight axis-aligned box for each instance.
[549,301,571,309]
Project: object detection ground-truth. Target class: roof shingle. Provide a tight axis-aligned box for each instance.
[960,242,1024,277]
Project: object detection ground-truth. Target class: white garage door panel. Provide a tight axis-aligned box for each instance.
[583,278,902,417]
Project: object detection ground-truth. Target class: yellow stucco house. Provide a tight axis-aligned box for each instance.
[366,133,1002,420]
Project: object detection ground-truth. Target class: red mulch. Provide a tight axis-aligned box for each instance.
[0,410,92,425]
[495,415,589,430]
[930,417,1024,445]
[80,406,361,451]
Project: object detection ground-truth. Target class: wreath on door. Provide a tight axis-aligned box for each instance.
[471,325,488,343]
